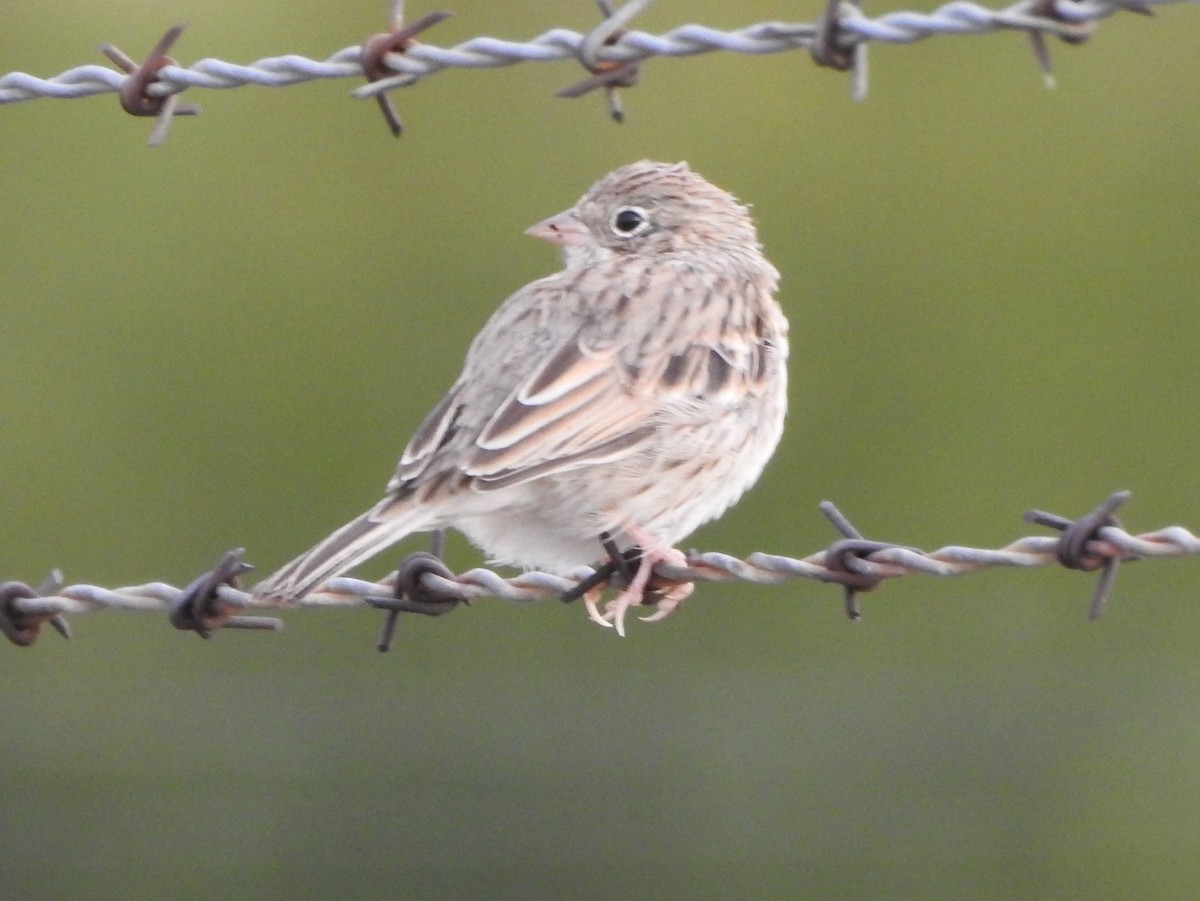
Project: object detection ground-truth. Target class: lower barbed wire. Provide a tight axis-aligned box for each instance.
[7,509,1200,630]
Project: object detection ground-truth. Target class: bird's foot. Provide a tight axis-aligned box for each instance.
[586,543,693,637]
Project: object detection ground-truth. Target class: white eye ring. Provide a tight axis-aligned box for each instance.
[611,206,652,237]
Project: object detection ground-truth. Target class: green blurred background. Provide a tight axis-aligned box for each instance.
[4,1,1200,898]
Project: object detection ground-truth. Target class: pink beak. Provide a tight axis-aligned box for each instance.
[524,210,591,246]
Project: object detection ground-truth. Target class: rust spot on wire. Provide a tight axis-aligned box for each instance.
[557,0,648,122]
[817,501,922,620]
[812,0,857,70]
[367,549,463,651]
[1025,490,1130,619]
[99,24,200,146]
[1,580,60,647]
[360,8,453,136]
[169,549,282,638]
[811,0,870,99]
[1024,0,1100,87]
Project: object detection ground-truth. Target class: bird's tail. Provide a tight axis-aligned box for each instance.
[253,496,433,604]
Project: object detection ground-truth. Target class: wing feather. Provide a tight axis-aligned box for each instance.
[387,259,784,496]
[467,337,646,482]
[388,386,465,491]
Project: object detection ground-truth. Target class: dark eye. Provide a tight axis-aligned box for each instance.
[611,206,650,236]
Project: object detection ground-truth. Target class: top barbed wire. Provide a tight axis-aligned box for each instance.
[0,0,1190,142]
[4,491,1200,650]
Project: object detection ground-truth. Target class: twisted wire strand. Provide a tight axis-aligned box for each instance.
[0,0,1185,107]
[7,515,1200,629]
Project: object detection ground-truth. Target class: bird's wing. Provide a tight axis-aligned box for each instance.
[389,261,778,493]
[463,334,656,490]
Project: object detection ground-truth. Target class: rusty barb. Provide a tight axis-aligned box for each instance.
[168,549,283,639]
[366,539,464,652]
[1023,0,1157,88]
[1025,0,1099,87]
[0,572,70,647]
[811,0,870,101]
[815,501,921,620]
[1024,490,1132,620]
[99,24,200,147]
[5,491,1200,651]
[359,1,453,136]
[556,0,650,122]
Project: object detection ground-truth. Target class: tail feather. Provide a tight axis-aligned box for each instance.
[254,497,431,604]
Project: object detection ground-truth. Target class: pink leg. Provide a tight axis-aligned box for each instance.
[601,527,692,636]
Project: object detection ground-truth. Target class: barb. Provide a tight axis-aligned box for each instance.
[6,492,1200,647]
[98,23,201,146]
[359,4,454,136]
[0,0,1187,119]
[556,0,650,122]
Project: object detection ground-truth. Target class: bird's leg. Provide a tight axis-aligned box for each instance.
[579,530,634,628]
[599,530,634,581]
[599,525,692,637]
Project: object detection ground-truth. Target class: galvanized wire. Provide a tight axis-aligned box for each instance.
[4,492,1199,646]
[0,0,1188,112]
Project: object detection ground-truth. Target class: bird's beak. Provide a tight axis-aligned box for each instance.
[525,210,591,246]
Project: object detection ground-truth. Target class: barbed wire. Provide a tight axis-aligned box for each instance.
[4,491,1199,650]
[0,0,1190,143]
[3,5,1196,647]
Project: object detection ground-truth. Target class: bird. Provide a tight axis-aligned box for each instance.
[254,160,789,635]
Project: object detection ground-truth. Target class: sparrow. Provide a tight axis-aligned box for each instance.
[255,160,788,634]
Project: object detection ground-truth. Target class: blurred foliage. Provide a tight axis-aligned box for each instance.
[3,2,1200,898]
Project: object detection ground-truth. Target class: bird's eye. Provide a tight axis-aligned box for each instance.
[611,206,650,236]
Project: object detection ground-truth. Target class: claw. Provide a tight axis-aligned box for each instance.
[606,566,652,637]
[638,581,694,623]
[609,590,636,638]
[584,588,614,628]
